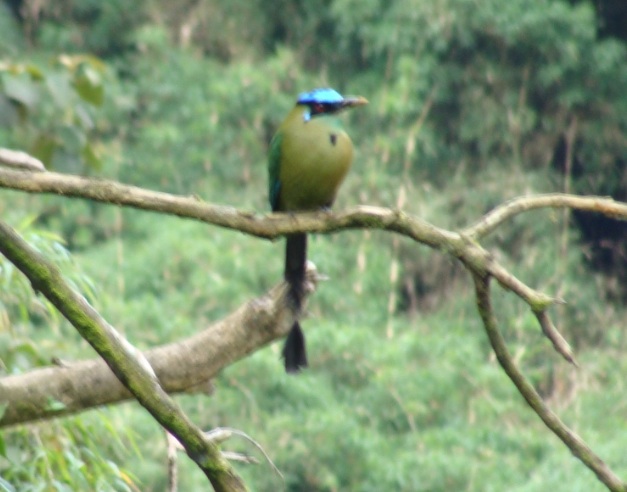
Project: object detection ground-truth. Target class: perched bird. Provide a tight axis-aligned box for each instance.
[268,88,368,372]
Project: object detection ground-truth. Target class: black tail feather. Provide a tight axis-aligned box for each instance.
[283,233,308,372]
[284,233,307,310]
[282,321,308,372]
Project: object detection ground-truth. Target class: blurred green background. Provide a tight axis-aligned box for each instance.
[1,0,626,490]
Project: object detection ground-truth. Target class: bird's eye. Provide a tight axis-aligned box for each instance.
[313,103,325,114]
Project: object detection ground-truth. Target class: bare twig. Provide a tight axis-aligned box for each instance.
[535,310,576,366]
[166,432,179,492]
[169,427,283,482]
[221,452,259,465]
[205,427,283,481]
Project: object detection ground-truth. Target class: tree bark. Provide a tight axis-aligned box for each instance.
[0,281,295,427]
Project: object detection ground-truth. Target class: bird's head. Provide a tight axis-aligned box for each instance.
[296,88,368,121]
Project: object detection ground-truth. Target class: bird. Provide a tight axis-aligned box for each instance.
[268,88,368,372]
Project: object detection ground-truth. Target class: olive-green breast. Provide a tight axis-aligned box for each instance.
[272,105,354,212]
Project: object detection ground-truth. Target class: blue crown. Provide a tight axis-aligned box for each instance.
[297,88,344,105]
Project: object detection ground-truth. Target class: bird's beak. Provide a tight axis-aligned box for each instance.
[341,96,369,109]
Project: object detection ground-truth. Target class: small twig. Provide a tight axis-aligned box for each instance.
[166,432,179,492]
[221,452,259,465]
[205,427,283,481]
[168,427,283,482]
[535,310,577,367]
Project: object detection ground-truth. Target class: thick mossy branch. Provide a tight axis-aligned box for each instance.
[0,280,299,427]
[0,221,248,492]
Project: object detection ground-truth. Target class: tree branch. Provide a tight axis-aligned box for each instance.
[0,170,579,358]
[464,193,627,240]
[473,274,626,492]
[0,221,249,492]
[1,167,625,242]
[0,278,298,427]
[2,167,627,490]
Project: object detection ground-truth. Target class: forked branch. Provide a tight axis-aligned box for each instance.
[1,167,626,491]
[473,274,625,492]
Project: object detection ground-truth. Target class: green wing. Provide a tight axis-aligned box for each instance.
[268,131,283,211]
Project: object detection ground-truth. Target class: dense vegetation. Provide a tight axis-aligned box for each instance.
[1,1,626,490]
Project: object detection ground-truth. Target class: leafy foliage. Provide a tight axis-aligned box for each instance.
[0,215,137,490]
[0,55,106,172]
[1,0,626,490]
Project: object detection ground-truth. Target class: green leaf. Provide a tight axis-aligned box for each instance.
[0,476,16,492]
[72,63,104,107]
[0,423,6,454]
[58,124,86,152]
[23,63,45,81]
[3,73,41,109]
[81,142,102,170]
[45,398,67,412]
[16,214,39,232]
[46,72,74,109]
[31,134,59,167]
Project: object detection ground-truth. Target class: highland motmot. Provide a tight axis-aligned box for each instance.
[268,88,368,372]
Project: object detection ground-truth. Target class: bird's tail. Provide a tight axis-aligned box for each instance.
[282,321,307,373]
[283,233,308,372]
[285,233,307,309]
